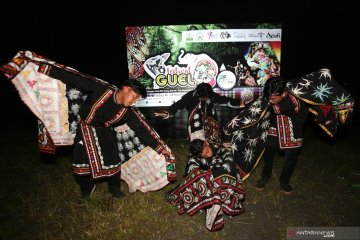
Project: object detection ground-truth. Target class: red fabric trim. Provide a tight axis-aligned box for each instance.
[78,122,120,179]
[105,107,127,127]
[85,89,114,123]
[277,115,302,149]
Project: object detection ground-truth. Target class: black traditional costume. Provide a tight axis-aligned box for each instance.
[167,89,240,145]
[166,145,245,231]
[1,51,176,193]
[223,69,354,181]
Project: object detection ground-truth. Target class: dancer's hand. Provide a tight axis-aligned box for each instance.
[154,111,170,119]
[223,142,232,149]
[161,149,171,157]
[240,99,245,108]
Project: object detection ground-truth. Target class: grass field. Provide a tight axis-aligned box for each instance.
[1,118,359,240]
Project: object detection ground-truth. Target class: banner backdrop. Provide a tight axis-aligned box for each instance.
[125,23,282,107]
[125,23,281,139]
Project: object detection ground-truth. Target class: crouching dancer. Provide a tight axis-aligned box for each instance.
[166,139,245,231]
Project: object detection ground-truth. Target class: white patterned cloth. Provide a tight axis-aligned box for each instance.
[121,146,169,193]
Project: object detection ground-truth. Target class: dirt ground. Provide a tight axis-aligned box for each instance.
[1,111,359,240]
[216,124,360,239]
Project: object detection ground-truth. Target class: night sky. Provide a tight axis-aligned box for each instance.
[1,1,357,120]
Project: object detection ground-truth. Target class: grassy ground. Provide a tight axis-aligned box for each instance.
[0,118,359,240]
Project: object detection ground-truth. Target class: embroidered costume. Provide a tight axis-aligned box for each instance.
[1,50,176,193]
[167,89,240,145]
[166,145,245,231]
[223,69,354,180]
